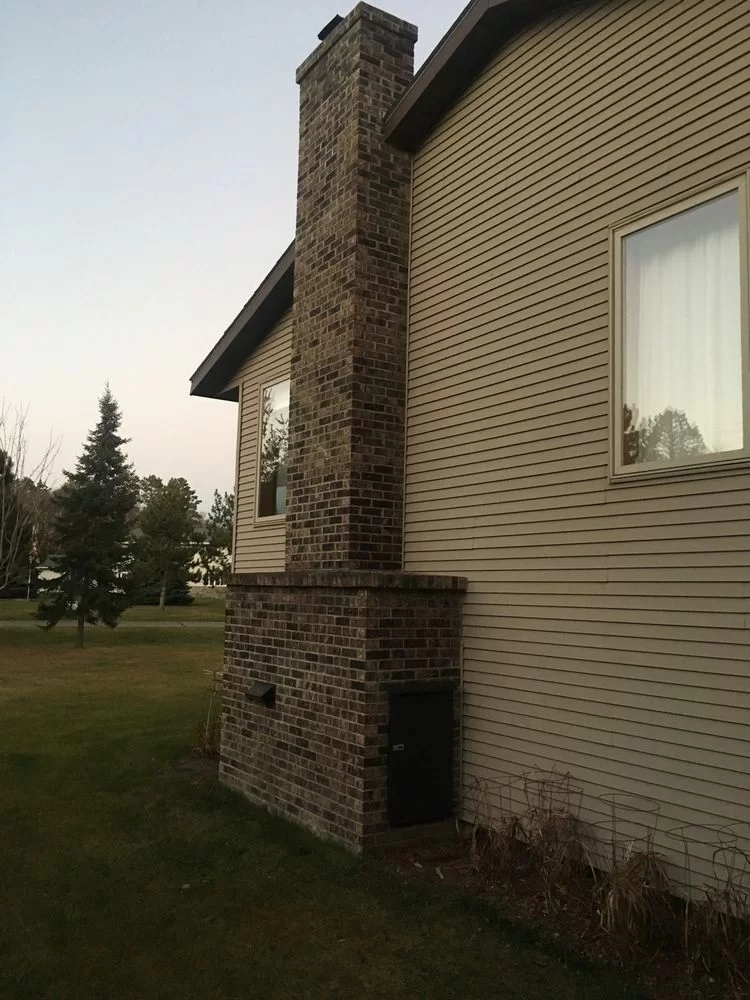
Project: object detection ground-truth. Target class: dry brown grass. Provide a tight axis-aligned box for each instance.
[467,772,750,993]
[596,833,673,952]
[468,770,586,911]
[194,669,222,756]
[668,828,750,994]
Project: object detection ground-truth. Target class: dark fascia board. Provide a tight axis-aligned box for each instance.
[384,0,572,152]
[189,240,295,401]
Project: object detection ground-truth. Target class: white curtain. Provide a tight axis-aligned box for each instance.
[623,191,743,464]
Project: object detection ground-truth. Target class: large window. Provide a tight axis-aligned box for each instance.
[257,379,289,518]
[613,178,749,476]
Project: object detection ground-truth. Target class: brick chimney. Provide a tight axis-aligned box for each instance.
[285,4,417,571]
[222,6,466,855]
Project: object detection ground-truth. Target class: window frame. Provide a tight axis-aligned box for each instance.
[254,376,290,522]
[610,173,750,481]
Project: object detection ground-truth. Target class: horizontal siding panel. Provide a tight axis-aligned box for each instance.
[413,0,729,174]
[465,704,750,773]
[414,48,747,241]
[405,0,750,880]
[410,141,750,295]
[405,473,750,511]
[414,52,746,255]
[462,582,749,601]
[410,306,608,378]
[405,488,749,521]
[461,758,734,891]
[464,620,750,655]
[409,379,607,435]
[464,641,750,690]
[465,714,750,794]
[405,519,750,547]
[406,557,750,576]
[465,592,749,618]
[466,606,749,633]
[462,742,749,826]
[411,331,607,403]
[464,645,750,693]
[409,372,608,428]
[410,301,608,369]
[232,309,292,573]
[408,422,609,470]
[463,682,748,746]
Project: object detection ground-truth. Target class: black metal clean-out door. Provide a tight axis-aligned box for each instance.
[387,688,453,828]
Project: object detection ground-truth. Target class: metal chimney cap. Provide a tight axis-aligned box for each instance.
[318,14,343,41]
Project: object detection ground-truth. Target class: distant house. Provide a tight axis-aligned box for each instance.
[190,549,231,587]
[37,562,60,584]
[190,0,750,884]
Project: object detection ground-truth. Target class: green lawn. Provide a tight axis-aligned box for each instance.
[0,594,225,622]
[0,626,642,1000]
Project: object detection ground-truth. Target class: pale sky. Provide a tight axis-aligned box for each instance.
[2,0,459,508]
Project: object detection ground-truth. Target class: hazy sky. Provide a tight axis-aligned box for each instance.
[2,0,459,507]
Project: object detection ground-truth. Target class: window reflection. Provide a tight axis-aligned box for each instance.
[622,192,743,467]
[258,380,289,517]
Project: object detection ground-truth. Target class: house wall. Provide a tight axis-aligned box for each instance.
[404,0,750,883]
[229,307,292,573]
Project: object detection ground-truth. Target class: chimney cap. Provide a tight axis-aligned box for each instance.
[318,14,343,41]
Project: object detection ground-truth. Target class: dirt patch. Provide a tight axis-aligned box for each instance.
[380,834,744,1000]
[173,754,219,780]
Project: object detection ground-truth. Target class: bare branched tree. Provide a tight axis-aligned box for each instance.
[0,402,59,592]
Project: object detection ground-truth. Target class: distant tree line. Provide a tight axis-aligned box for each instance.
[0,388,233,646]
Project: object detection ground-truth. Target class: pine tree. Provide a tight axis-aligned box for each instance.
[132,477,200,610]
[197,490,234,585]
[37,387,138,646]
[639,407,707,464]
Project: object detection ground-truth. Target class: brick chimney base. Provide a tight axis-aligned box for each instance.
[221,572,466,853]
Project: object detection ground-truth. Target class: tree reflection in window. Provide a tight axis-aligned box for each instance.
[258,380,289,517]
[618,189,744,472]
[623,404,707,466]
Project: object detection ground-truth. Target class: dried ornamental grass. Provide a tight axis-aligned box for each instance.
[668,823,750,992]
[196,669,222,757]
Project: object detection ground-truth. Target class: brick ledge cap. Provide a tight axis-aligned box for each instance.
[228,570,467,591]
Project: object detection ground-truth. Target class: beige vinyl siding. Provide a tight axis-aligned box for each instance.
[405,0,750,885]
[228,308,292,572]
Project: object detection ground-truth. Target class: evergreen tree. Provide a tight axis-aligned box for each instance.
[132,477,200,610]
[639,407,707,464]
[129,564,195,606]
[198,489,234,585]
[37,387,138,646]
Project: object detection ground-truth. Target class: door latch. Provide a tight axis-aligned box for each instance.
[391,743,405,752]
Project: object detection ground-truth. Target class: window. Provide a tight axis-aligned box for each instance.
[257,379,289,517]
[613,178,749,476]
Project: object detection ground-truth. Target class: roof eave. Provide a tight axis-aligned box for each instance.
[190,240,295,400]
[384,0,567,152]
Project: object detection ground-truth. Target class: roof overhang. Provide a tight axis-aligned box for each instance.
[190,241,295,401]
[385,0,574,152]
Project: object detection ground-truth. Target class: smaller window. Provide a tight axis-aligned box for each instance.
[613,179,749,476]
[257,379,289,518]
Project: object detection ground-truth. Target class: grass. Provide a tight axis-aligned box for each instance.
[0,626,642,1000]
[0,594,225,623]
